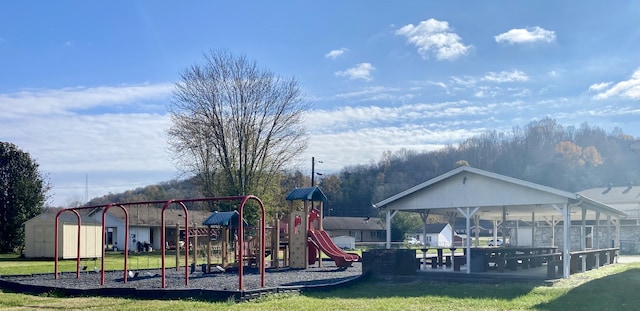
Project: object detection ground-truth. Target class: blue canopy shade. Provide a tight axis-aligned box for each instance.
[202,211,248,227]
[285,186,327,202]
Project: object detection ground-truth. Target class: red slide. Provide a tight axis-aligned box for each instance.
[308,229,361,268]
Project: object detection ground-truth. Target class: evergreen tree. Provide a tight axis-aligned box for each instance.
[0,142,50,253]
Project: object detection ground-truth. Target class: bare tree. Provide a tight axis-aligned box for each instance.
[168,50,308,200]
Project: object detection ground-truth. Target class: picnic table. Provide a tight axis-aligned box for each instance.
[469,246,560,272]
[417,247,466,271]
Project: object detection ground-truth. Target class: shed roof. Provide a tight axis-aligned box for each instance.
[26,210,101,225]
[322,216,385,231]
[286,186,327,202]
[414,223,449,234]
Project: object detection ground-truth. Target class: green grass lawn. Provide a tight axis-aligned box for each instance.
[2,253,640,310]
[0,252,183,275]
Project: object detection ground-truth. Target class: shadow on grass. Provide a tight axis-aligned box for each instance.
[0,254,40,262]
[534,267,640,311]
[304,275,540,301]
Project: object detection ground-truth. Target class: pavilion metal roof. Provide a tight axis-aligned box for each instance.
[322,216,385,231]
[373,166,626,221]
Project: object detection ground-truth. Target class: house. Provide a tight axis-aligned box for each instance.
[409,223,453,247]
[579,183,640,253]
[322,216,386,243]
[24,211,102,259]
[87,205,212,252]
[454,218,494,235]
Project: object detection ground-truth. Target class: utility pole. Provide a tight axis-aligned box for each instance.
[311,157,316,187]
[311,157,323,187]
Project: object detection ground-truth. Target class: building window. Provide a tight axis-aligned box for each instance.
[372,231,385,239]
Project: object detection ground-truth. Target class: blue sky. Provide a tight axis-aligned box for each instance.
[1,1,639,206]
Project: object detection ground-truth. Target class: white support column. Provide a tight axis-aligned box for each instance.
[581,207,587,250]
[473,215,481,247]
[563,204,572,278]
[531,212,536,247]
[551,216,556,247]
[419,210,429,270]
[595,211,600,249]
[457,207,479,274]
[595,211,601,268]
[420,210,429,247]
[492,219,500,244]
[607,215,612,248]
[543,215,558,247]
[385,210,398,249]
[465,208,471,273]
[615,216,621,263]
[515,219,519,246]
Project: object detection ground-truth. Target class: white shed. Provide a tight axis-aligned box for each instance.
[410,223,453,247]
[332,235,356,250]
[24,212,102,259]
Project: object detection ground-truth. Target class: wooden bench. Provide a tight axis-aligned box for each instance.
[570,250,597,273]
[569,248,619,274]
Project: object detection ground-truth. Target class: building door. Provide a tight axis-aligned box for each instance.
[35,227,46,257]
[150,228,155,248]
[106,227,117,250]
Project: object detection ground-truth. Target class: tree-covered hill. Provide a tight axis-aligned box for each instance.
[86,118,640,222]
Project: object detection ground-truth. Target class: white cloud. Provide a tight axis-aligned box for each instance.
[450,75,478,88]
[447,70,529,98]
[494,26,556,44]
[305,123,482,173]
[335,63,375,81]
[325,48,348,59]
[0,83,173,118]
[483,70,529,83]
[588,82,613,92]
[5,110,176,206]
[395,18,471,61]
[0,84,176,206]
[303,100,495,133]
[333,86,419,103]
[592,68,640,100]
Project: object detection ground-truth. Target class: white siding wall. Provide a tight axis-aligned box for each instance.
[24,213,101,259]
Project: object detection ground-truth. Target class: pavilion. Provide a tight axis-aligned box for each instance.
[373,166,626,278]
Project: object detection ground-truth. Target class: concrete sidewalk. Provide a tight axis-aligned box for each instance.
[617,255,640,263]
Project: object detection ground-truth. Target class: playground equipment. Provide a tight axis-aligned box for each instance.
[307,209,360,267]
[201,210,247,271]
[55,205,130,283]
[54,195,267,291]
[285,186,361,269]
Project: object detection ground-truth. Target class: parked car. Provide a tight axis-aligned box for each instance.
[487,239,504,246]
[406,237,423,246]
